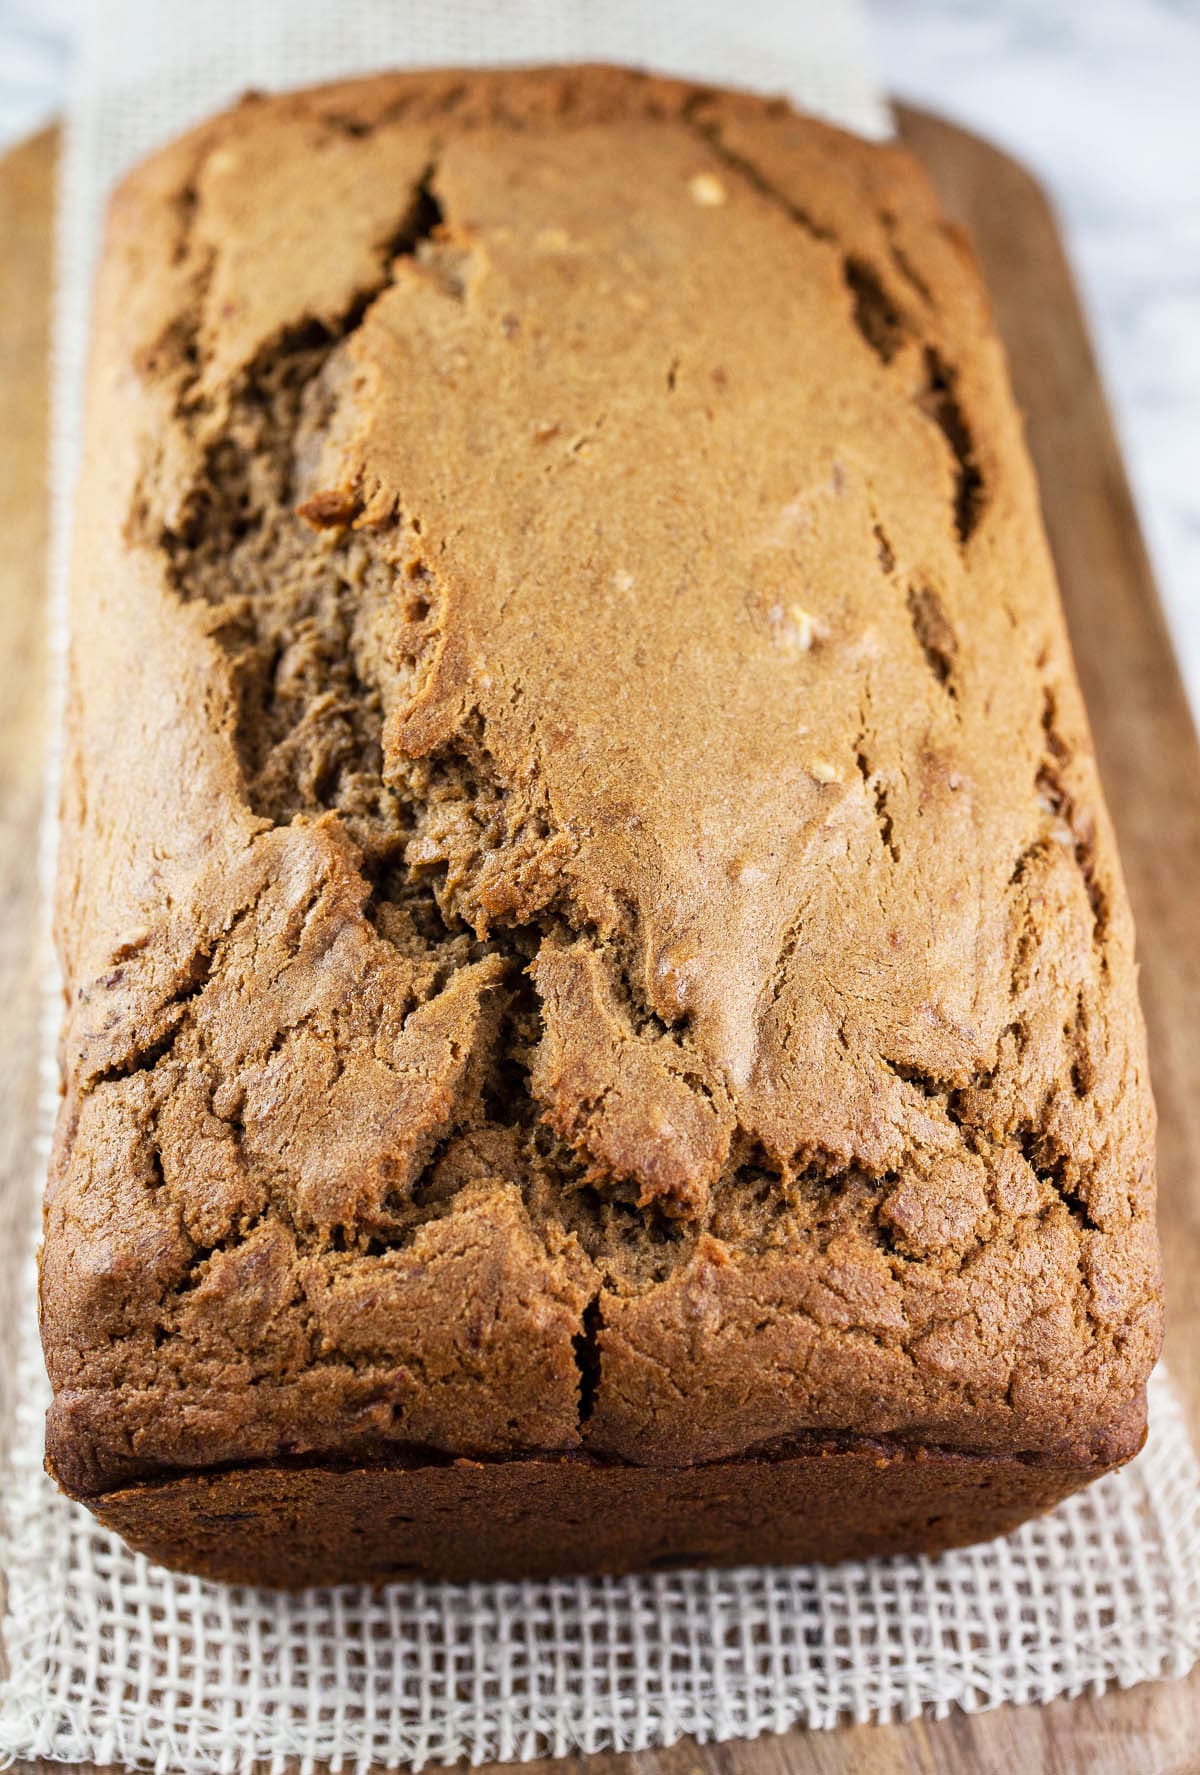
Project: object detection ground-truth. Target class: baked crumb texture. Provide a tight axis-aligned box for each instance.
[43,66,1160,1579]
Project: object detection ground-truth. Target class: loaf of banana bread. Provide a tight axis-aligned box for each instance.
[42,64,1161,1587]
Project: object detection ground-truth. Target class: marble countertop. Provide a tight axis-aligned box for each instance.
[3,0,1197,718]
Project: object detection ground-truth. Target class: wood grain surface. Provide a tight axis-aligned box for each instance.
[0,109,1196,1774]
[0,128,51,1482]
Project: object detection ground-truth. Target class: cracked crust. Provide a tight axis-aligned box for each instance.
[44,67,1160,1564]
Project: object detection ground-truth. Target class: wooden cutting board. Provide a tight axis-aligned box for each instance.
[1,111,1197,1774]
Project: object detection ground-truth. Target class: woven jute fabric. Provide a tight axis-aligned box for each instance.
[1,4,1197,1769]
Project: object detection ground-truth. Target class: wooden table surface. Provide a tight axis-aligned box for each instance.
[1,111,1197,1774]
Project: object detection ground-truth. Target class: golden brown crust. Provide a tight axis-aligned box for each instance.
[44,65,1160,1546]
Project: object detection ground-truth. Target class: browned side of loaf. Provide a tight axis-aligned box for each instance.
[95,1405,1146,1589]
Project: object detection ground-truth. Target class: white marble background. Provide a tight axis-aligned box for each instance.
[2,0,1198,716]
